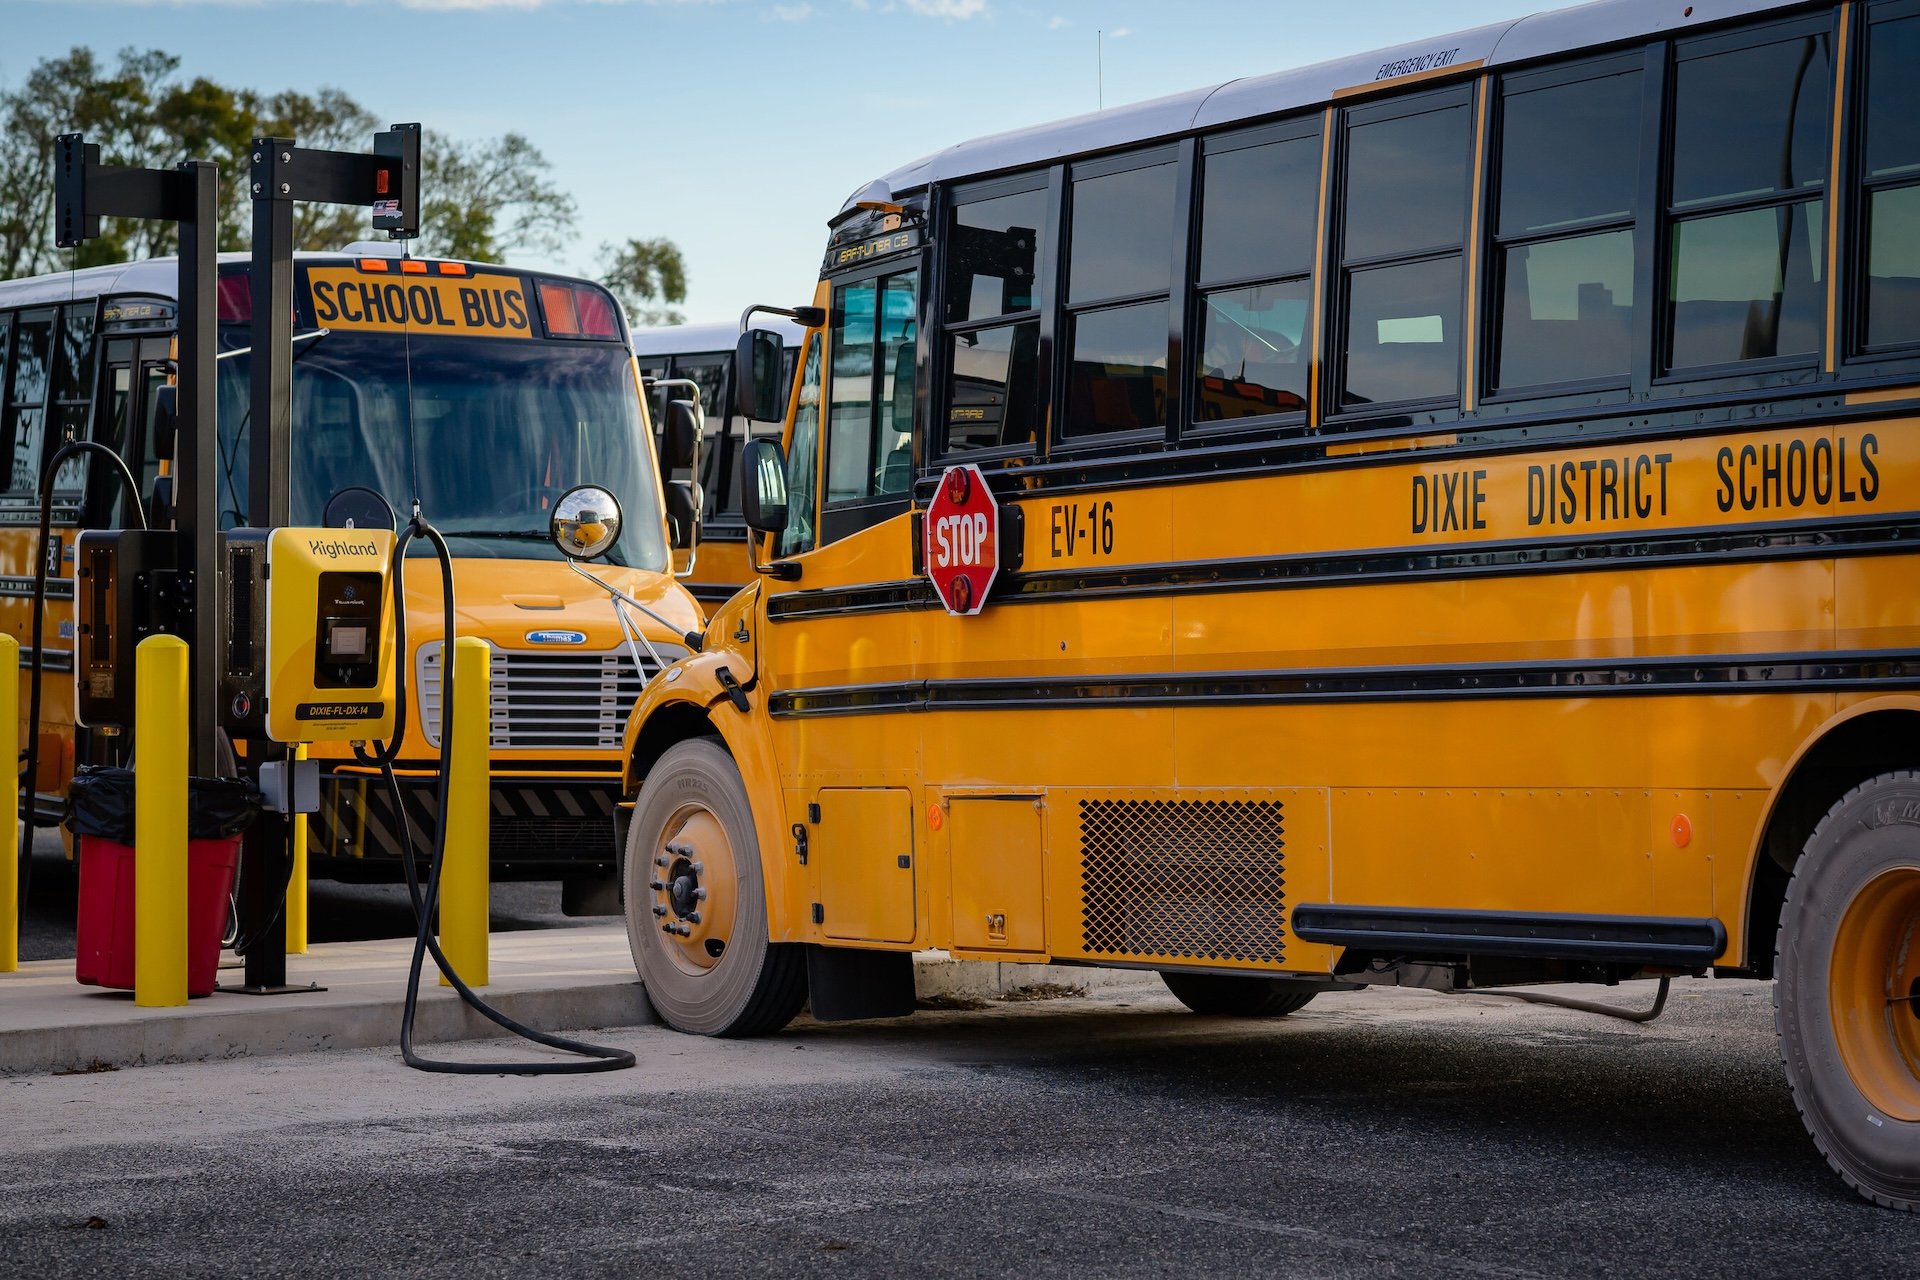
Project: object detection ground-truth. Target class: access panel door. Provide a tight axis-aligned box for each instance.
[816,787,917,944]
[948,796,1046,953]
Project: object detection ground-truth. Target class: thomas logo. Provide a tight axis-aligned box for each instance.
[526,629,587,646]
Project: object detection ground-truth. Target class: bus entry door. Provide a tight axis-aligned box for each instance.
[814,788,917,944]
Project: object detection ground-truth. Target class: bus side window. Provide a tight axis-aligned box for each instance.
[1491,59,1642,394]
[940,179,1047,456]
[1337,89,1471,413]
[5,309,54,496]
[1860,10,1920,351]
[1192,123,1319,428]
[1665,23,1830,372]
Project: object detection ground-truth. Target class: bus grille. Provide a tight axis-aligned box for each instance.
[417,643,683,751]
[1078,798,1287,964]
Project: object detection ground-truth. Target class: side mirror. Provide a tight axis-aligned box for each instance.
[740,437,788,535]
[548,484,623,561]
[664,481,701,551]
[661,399,701,471]
[733,329,786,423]
[150,383,178,463]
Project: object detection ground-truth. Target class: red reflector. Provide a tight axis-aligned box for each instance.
[539,282,580,336]
[376,170,390,195]
[399,259,428,275]
[575,288,618,338]
[358,258,390,273]
[216,274,252,324]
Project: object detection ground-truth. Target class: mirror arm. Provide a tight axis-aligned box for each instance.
[745,529,802,582]
[564,558,705,652]
[739,303,825,332]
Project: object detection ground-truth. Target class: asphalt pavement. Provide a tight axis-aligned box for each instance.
[2,975,1915,1277]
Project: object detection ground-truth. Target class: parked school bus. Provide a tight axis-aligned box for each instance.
[596,0,1920,1206]
[630,319,800,613]
[0,248,701,910]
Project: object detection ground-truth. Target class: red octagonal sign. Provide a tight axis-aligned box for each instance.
[925,463,998,616]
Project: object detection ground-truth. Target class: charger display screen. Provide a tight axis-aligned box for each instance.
[314,570,383,688]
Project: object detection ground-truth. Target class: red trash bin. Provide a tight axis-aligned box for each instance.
[74,835,242,997]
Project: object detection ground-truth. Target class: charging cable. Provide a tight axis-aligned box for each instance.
[355,512,635,1074]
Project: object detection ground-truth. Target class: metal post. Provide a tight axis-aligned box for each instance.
[174,160,220,778]
[439,637,491,987]
[0,634,16,973]
[134,635,189,1007]
[287,743,307,954]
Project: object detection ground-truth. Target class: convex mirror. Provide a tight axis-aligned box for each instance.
[740,438,788,534]
[549,484,623,560]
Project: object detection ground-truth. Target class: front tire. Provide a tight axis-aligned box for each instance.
[624,737,805,1037]
[1775,771,1920,1211]
[1160,971,1319,1017]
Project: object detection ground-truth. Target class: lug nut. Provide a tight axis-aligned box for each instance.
[693,887,708,901]
[655,854,671,868]
[687,912,702,925]
[651,904,667,917]
[648,879,666,891]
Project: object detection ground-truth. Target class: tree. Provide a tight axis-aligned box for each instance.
[599,237,687,326]
[418,131,577,263]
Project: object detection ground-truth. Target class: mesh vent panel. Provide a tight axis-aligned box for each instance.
[1079,799,1286,963]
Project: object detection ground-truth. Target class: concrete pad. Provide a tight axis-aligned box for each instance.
[0,924,651,1077]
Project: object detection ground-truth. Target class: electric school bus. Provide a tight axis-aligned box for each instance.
[0,248,703,907]
[586,0,1920,1210]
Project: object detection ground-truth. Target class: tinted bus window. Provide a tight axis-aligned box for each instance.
[1063,156,1174,439]
[941,177,1048,456]
[6,310,53,493]
[825,271,918,502]
[1194,125,1320,426]
[1493,66,1642,392]
[1666,26,1829,371]
[1864,13,1920,349]
[1339,93,1470,410]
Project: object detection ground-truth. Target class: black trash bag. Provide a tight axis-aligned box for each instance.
[64,765,262,843]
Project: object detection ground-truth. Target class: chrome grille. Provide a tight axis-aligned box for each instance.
[417,642,682,750]
[1079,798,1287,964]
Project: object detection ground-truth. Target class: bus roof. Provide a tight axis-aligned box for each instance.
[845,0,1803,208]
[628,317,802,358]
[0,248,606,310]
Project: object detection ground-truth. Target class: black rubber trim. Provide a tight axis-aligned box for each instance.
[1289,903,1728,967]
[765,512,1920,622]
[686,581,743,605]
[766,648,1920,717]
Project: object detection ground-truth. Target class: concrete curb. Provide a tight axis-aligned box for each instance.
[0,980,654,1077]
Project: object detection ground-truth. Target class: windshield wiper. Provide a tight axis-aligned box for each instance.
[440,530,550,540]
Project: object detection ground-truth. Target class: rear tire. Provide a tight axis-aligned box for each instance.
[624,737,805,1037]
[1775,770,1920,1211]
[1160,970,1319,1017]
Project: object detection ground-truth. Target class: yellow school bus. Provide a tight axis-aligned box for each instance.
[0,249,701,910]
[606,0,1920,1207]
[630,319,800,614]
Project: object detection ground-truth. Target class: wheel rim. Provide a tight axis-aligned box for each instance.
[647,804,740,979]
[1828,865,1920,1122]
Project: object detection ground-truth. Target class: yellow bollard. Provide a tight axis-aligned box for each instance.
[134,635,189,1007]
[0,634,17,973]
[438,637,490,987]
[287,744,307,954]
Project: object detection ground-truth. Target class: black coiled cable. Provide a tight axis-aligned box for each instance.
[358,514,634,1074]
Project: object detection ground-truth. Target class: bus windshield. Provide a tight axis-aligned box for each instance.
[215,332,666,570]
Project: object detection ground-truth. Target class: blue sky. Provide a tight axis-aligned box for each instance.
[2,0,1545,323]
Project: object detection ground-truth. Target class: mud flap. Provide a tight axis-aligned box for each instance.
[806,945,916,1022]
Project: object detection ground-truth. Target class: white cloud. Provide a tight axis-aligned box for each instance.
[1108,25,1131,37]
[1047,14,1067,29]
[772,1,811,17]
[903,0,986,17]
